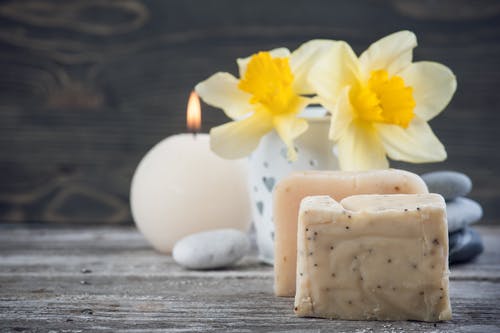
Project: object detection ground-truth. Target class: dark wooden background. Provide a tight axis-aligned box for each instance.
[0,0,499,225]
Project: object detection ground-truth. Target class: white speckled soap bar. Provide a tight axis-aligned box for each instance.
[294,194,451,322]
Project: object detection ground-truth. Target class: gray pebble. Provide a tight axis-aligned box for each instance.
[421,171,472,200]
[446,197,483,232]
[449,227,484,264]
[173,229,250,270]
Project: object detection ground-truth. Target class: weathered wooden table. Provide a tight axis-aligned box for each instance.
[1,225,499,332]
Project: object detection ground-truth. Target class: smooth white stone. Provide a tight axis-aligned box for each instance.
[173,229,250,270]
[447,197,483,232]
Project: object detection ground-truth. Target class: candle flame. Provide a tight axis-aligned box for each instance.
[187,91,201,132]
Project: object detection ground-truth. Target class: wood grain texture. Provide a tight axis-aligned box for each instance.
[0,0,499,224]
[0,225,499,332]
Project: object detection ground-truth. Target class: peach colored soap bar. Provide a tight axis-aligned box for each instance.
[273,169,428,297]
[294,194,451,321]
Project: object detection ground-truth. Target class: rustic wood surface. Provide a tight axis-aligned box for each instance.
[0,0,499,225]
[0,224,499,332]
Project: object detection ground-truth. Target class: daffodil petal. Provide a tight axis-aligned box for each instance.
[290,39,339,94]
[271,96,311,160]
[195,72,252,120]
[336,121,389,171]
[377,117,447,163]
[329,86,354,141]
[273,115,308,161]
[400,61,457,121]
[359,30,417,79]
[209,111,273,159]
[237,48,290,78]
[308,41,360,104]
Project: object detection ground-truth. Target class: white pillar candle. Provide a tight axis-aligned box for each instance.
[131,133,251,253]
[130,93,252,253]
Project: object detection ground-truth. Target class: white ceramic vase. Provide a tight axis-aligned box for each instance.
[248,107,338,264]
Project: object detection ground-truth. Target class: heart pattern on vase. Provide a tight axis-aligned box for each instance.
[262,176,275,192]
[256,201,264,215]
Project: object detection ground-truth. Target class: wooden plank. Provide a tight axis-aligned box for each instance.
[0,274,499,331]
[0,0,499,224]
[0,225,498,280]
[0,225,499,331]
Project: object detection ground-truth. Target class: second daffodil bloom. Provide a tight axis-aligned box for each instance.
[309,31,457,170]
[195,41,337,161]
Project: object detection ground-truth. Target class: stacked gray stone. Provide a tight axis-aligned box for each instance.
[421,171,484,264]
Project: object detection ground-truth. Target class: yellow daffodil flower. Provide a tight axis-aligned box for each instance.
[195,41,338,160]
[309,31,457,170]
